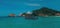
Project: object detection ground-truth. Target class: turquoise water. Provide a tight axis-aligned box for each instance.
[0,17,60,28]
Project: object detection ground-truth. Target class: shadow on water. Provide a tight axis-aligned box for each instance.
[25,16,38,20]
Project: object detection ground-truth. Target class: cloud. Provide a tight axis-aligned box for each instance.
[24,3,40,6]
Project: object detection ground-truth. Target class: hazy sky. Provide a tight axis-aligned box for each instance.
[0,0,60,16]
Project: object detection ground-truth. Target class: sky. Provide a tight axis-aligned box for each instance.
[0,0,60,16]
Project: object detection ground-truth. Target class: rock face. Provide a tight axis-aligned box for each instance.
[8,14,15,17]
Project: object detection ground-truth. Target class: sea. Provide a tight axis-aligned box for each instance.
[0,16,60,28]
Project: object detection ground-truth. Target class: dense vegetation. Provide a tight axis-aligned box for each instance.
[22,7,60,16]
[32,7,60,16]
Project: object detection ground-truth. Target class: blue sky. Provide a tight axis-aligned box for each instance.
[0,0,60,16]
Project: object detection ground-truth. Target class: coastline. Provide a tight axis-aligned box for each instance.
[0,16,60,17]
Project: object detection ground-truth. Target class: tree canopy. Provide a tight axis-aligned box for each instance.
[32,7,60,16]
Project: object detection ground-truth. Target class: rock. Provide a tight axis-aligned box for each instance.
[8,14,15,17]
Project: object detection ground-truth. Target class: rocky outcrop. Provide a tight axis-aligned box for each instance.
[8,14,15,17]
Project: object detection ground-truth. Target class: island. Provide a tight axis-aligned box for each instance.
[21,7,60,16]
[8,7,60,17]
[8,13,16,17]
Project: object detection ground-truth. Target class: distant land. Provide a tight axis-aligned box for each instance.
[8,7,60,17]
[20,7,60,17]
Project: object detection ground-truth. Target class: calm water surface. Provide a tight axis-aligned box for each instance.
[0,16,60,28]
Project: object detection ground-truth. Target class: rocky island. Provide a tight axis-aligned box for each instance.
[21,7,60,16]
[8,13,16,17]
